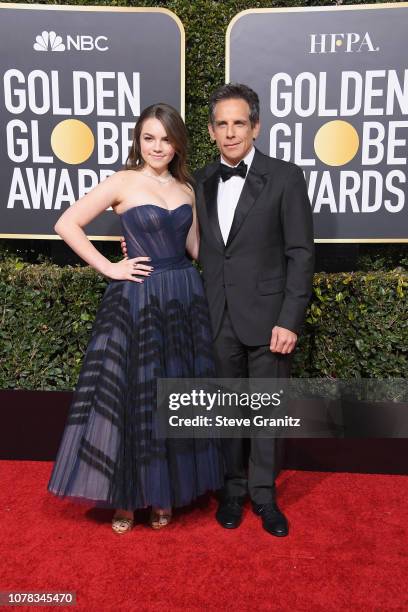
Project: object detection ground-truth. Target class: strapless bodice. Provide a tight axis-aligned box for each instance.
[119,204,193,274]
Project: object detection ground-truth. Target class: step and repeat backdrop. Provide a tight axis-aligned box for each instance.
[0,4,184,239]
[227,3,408,242]
[1,3,407,242]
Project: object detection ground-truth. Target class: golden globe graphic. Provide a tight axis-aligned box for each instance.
[227,4,408,241]
[0,5,184,239]
[313,121,360,168]
[51,120,95,165]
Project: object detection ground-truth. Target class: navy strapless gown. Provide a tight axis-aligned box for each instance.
[48,204,224,510]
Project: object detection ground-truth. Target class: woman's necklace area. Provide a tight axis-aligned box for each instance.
[141,171,174,185]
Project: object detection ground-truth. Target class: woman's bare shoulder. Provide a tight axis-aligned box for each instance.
[114,169,143,185]
[110,170,145,213]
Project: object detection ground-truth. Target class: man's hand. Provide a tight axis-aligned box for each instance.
[270,326,297,354]
[120,236,128,258]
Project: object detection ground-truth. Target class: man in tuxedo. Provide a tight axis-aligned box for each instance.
[194,83,314,536]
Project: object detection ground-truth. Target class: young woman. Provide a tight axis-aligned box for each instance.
[48,103,223,533]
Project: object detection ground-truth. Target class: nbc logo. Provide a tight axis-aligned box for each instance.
[34,31,65,52]
[33,31,109,52]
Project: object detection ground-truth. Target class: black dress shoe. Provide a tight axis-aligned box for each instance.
[216,496,245,529]
[252,502,289,537]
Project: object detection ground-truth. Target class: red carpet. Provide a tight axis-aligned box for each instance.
[0,461,407,611]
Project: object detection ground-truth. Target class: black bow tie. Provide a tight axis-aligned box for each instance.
[220,160,247,182]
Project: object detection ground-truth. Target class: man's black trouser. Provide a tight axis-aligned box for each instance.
[213,308,291,505]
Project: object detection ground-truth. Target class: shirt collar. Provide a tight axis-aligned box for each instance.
[220,146,255,171]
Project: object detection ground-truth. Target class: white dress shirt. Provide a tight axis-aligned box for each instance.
[217,146,255,244]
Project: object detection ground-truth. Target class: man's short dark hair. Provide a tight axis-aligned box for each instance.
[209,83,260,127]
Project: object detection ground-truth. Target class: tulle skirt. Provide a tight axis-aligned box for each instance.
[48,264,224,510]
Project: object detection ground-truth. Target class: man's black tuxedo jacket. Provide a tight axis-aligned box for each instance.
[194,149,314,346]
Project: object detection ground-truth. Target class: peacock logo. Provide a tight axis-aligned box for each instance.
[32,30,109,52]
[33,31,65,52]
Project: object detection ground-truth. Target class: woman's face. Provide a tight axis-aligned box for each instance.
[139,117,175,172]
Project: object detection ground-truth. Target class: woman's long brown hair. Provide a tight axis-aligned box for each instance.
[125,103,193,187]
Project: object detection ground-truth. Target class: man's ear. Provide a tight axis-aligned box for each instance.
[253,121,261,140]
[208,123,215,141]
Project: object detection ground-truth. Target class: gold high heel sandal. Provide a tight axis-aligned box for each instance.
[112,512,134,534]
[149,508,172,530]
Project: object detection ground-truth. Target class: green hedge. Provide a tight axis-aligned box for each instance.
[293,269,407,379]
[0,259,406,389]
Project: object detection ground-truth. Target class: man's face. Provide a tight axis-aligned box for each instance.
[208,98,260,165]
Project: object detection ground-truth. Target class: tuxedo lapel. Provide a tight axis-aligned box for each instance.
[202,168,225,251]
[226,150,268,248]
